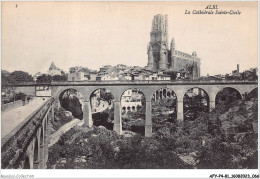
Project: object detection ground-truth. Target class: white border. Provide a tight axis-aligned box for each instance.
[0,0,259,178]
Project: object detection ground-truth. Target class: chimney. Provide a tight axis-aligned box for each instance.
[237,64,240,73]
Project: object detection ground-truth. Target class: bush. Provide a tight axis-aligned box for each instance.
[197,141,234,169]
[51,107,73,131]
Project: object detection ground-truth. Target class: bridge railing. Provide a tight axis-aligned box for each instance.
[51,79,258,85]
[1,97,54,169]
[1,79,258,87]
[1,100,24,112]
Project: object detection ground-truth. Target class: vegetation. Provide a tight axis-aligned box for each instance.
[36,74,52,83]
[1,70,33,85]
[216,87,242,105]
[225,70,257,81]
[60,94,83,119]
[52,74,68,82]
[47,126,192,169]
[36,74,67,83]
[183,93,208,121]
[51,107,74,131]
[2,92,29,104]
[10,71,34,83]
[1,72,16,85]
[98,89,114,104]
[14,92,28,101]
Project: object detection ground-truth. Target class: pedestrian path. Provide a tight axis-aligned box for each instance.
[1,97,50,139]
[92,100,109,114]
[48,118,84,147]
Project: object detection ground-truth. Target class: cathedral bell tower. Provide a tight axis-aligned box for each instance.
[147,14,169,71]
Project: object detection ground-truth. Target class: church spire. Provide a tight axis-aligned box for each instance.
[49,61,57,70]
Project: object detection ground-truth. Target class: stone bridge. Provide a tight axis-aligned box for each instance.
[7,80,258,138]
[1,97,55,169]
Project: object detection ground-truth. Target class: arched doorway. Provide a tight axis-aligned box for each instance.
[183,88,209,121]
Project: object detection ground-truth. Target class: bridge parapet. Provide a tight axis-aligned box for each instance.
[51,80,258,86]
[1,97,54,169]
[1,80,258,87]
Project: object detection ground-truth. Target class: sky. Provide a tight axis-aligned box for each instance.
[1,1,258,76]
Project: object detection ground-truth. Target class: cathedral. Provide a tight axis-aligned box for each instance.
[147,14,201,79]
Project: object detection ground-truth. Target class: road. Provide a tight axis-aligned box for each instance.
[92,100,109,114]
[48,118,84,147]
[1,97,50,139]
[48,100,109,147]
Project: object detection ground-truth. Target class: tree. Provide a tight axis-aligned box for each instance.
[9,71,33,83]
[241,71,257,81]
[215,88,241,105]
[14,92,27,101]
[53,75,68,82]
[36,74,52,83]
[1,72,16,85]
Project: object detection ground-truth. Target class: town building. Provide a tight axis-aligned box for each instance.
[33,72,44,81]
[232,64,240,76]
[121,89,143,113]
[147,14,201,80]
[68,66,98,81]
[96,64,171,81]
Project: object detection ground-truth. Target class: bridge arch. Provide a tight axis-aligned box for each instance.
[215,87,242,105]
[89,88,115,109]
[89,88,115,130]
[52,86,84,101]
[58,88,84,119]
[217,86,243,98]
[183,87,210,121]
[58,89,82,103]
[120,88,146,136]
[151,87,178,134]
[47,82,258,137]
[120,88,146,103]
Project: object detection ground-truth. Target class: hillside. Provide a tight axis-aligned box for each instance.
[177,98,258,168]
[47,97,258,169]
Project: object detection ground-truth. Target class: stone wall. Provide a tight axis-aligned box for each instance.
[1,98,54,169]
[15,86,36,96]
